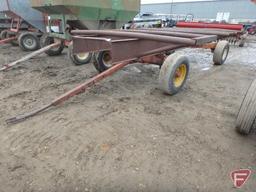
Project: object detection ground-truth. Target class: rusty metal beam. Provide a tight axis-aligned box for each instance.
[197,42,217,49]
[124,29,203,38]
[72,36,112,54]
[0,36,17,45]
[71,30,199,45]
[72,32,216,64]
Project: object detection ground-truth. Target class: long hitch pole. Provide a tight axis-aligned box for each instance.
[0,37,17,45]
[0,42,60,72]
[6,61,130,124]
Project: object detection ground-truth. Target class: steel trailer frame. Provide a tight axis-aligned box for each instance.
[1,27,240,73]
[0,15,29,32]
[71,29,217,64]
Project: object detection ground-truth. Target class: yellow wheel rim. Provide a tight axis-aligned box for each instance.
[173,64,187,88]
[76,52,89,60]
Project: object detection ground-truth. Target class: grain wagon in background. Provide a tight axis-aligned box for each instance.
[0,0,46,51]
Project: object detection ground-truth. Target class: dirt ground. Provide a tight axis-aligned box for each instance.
[0,37,256,192]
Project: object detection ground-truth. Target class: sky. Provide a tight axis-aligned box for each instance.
[141,0,211,4]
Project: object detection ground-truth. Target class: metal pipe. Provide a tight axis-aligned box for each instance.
[176,22,243,31]
[71,30,197,45]
[158,28,237,36]
[0,42,60,72]
[124,29,203,38]
[0,36,17,45]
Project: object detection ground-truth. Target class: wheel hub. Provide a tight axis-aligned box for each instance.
[102,52,112,67]
[222,48,228,61]
[23,36,36,49]
[76,52,90,60]
[174,64,187,88]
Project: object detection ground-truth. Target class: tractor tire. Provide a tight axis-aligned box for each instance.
[68,44,92,65]
[159,53,190,95]
[0,30,8,40]
[93,51,113,73]
[213,40,229,65]
[236,80,256,135]
[40,34,64,56]
[18,32,40,51]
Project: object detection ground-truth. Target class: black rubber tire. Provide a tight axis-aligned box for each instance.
[213,41,229,65]
[238,39,245,48]
[159,53,190,95]
[6,31,18,46]
[68,44,92,65]
[0,30,8,40]
[249,31,256,35]
[40,34,64,56]
[93,51,112,73]
[18,32,40,51]
[236,79,256,135]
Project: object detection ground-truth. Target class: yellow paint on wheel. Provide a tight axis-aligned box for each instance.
[76,52,89,60]
[173,64,187,88]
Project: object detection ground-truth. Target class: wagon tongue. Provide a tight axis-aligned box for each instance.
[0,42,61,72]
[0,36,17,45]
[6,61,130,124]
[6,104,52,124]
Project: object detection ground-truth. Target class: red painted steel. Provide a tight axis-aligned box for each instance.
[0,36,17,45]
[10,18,21,32]
[177,22,243,31]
